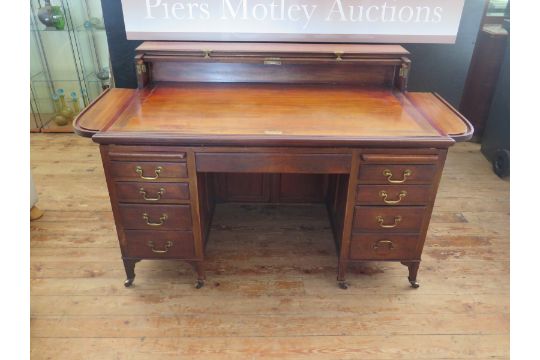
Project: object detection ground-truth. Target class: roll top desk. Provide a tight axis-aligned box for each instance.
[74,42,473,289]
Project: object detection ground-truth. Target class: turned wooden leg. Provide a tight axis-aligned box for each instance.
[401,261,420,288]
[189,261,206,289]
[122,259,139,287]
[337,260,349,290]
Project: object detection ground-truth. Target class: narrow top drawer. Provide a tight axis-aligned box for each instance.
[358,164,437,184]
[109,151,187,162]
[360,154,439,164]
[108,149,187,162]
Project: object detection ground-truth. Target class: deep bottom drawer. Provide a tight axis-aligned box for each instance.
[350,233,420,260]
[125,230,195,259]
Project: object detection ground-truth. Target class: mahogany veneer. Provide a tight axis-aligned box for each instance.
[74,41,472,289]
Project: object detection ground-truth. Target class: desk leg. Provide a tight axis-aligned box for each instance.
[337,260,349,289]
[122,259,140,287]
[189,261,206,289]
[336,152,360,290]
[401,261,420,288]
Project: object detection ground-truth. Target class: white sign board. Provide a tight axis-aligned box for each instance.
[121,0,465,43]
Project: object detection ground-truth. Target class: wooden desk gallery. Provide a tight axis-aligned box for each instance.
[74,42,473,289]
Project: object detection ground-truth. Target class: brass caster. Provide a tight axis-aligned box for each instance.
[338,281,349,290]
[124,278,134,287]
[195,280,205,289]
[408,277,420,289]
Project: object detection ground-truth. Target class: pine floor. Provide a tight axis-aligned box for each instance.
[30,134,509,359]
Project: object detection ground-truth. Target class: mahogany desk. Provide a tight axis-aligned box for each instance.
[74,42,473,289]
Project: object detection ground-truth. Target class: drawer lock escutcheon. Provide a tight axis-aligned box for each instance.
[372,240,394,251]
[139,187,165,201]
[147,240,173,254]
[376,215,402,228]
[142,213,168,227]
[379,190,407,205]
[135,166,163,180]
[383,169,412,184]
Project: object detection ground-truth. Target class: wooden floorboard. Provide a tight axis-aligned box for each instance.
[30,134,509,359]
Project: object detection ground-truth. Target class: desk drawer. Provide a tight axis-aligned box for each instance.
[353,206,427,233]
[358,164,437,184]
[118,204,192,230]
[349,233,419,260]
[116,182,190,204]
[109,161,188,180]
[196,152,351,174]
[125,230,195,259]
[356,185,431,206]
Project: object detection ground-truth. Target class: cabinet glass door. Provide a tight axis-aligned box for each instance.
[30,0,112,132]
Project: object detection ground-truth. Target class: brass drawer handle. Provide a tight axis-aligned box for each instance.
[376,215,402,228]
[379,190,407,205]
[147,240,173,254]
[142,213,168,226]
[139,187,165,201]
[372,240,394,250]
[135,166,163,180]
[383,169,412,184]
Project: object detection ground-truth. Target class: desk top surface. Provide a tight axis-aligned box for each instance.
[75,82,472,146]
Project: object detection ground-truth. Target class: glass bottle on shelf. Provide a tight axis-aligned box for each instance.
[57,88,74,123]
[70,91,80,115]
[51,94,68,126]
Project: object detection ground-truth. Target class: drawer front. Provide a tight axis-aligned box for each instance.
[349,233,420,260]
[356,185,431,206]
[109,162,188,180]
[353,206,427,233]
[196,152,351,174]
[118,204,192,230]
[125,230,195,259]
[358,164,437,184]
[116,182,190,204]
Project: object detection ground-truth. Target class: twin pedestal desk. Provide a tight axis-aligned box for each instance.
[74,42,473,289]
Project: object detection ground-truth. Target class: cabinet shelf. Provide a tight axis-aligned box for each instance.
[30,0,112,133]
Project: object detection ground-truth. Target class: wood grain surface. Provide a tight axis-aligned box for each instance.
[31,134,509,359]
[106,84,440,137]
[75,84,471,145]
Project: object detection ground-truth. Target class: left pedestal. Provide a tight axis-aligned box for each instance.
[99,145,207,288]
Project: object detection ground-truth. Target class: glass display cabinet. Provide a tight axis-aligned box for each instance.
[30,0,113,132]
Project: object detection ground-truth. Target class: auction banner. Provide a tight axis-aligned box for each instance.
[121,0,465,43]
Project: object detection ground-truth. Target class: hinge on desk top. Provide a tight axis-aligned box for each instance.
[264,57,282,66]
[399,65,409,78]
[136,63,147,74]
